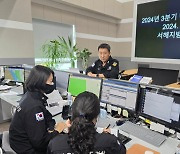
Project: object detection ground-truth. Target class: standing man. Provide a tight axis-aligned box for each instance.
[86,43,119,79]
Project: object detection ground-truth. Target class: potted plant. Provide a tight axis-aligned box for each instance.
[58,36,78,68]
[76,48,92,70]
[42,39,67,69]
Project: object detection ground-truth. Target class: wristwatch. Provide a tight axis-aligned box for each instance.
[96,74,99,77]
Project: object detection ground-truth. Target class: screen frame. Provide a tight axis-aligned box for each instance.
[54,70,70,92]
[67,74,102,99]
[4,66,25,83]
[138,84,180,132]
[131,0,180,64]
[100,79,139,113]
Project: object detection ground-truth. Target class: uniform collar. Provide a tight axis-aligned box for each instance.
[99,56,112,64]
[28,91,48,106]
[99,56,112,68]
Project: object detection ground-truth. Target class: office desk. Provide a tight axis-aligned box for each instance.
[0,86,65,122]
[94,116,179,154]
[121,69,138,80]
[53,114,180,154]
[166,82,180,89]
[1,87,179,153]
[0,86,22,123]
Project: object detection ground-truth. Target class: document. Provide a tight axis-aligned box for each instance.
[140,77,152,84]
[46,90,63,105]
[130,75,143,83]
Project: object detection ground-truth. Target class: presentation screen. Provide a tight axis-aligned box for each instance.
[132,0,180,64]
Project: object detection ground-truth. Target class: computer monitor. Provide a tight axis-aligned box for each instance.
[22,64,34,82]
[137,67,179,86]
[138,84,180,132]
[0,66,5,79]
[54,70,70,94]
[4,67,25,83]
[100,79,139,112]
[68,75,102,98]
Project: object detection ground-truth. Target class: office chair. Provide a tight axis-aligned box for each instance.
[118,70,125,79]
[2,131,16,154]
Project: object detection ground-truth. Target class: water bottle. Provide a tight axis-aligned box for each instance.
[67,92,73,106]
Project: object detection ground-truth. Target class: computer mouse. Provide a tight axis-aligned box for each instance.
[144,151,154,154]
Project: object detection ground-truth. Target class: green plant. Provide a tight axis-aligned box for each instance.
[42,39,67,69]
[58,36,78,68]
[76,48,92,69]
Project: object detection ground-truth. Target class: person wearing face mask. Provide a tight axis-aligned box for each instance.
[86,43,119,79]
[9,65,64,154]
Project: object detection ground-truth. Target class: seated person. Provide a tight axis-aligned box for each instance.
[9,65,64,154]
[47,91,126,154]
[86,43,119,79]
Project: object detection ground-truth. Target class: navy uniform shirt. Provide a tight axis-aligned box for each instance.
[9,91,59,154]
[47,132,126,154]
[86,56,119,79]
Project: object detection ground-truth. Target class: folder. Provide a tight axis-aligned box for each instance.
[127,144,160,154]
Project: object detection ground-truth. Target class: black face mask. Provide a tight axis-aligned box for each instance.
[43,83,56,94]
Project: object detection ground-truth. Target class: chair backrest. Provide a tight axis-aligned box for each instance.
[0,147,3,154]
[2,131,16,154]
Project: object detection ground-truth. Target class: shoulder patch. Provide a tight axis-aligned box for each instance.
[16,105,21,112]
[92,63,95,67]
[112,62,117,67]
[35,112,44,121]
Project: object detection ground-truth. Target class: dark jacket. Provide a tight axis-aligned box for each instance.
[47,132,126,154]
[86,56,119,79]
[9,91,59,154]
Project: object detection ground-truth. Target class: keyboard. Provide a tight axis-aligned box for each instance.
[119,121,167,147]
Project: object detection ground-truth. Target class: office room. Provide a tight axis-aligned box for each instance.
[0,0,180,153]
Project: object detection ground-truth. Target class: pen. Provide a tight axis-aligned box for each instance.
[106,124,111,129]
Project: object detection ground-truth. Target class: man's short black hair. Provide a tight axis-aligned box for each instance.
[25,65,54,92]
[98,43,111,52]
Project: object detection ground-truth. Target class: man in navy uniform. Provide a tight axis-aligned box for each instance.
[86,43,119,79]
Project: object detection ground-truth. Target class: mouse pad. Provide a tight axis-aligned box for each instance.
[127,144,160,154]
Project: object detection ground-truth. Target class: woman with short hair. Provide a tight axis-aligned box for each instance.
[9,65,61,154]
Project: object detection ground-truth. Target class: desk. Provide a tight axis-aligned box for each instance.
[91,116,179,154]
[121,69,138,80]
[0,86,22,123]
[166,82,180,89]
[1,87,179,153]
[0,86,65,122]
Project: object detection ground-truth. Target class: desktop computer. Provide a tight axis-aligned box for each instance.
[138,84,180,133]
[0,66,5,81]
[54,70,70,94]
[4,67,25,83]
[119,84,180,147]
[100,79,139,113]
[68,75,102,98]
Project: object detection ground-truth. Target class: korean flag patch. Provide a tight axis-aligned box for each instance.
[35,112,44,121]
